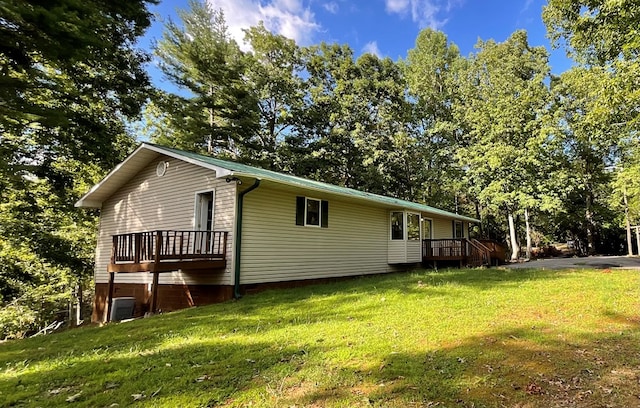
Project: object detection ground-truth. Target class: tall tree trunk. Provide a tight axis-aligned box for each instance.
[585,191,596,255]
[524,208,532,260]
[475,201,483,237]
[623,187,633,256]
[208,85,214,154]
[508,212,520,261]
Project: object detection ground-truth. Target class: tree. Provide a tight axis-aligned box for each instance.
[0,0,155,337]
[152,0,259,159]
[548,66,628,254]
[453,31,551,260]
[543,0,640,65]
[243,23,304,170]
[290,43,366,187]
[544,0,640,254]
[403,28,466,211]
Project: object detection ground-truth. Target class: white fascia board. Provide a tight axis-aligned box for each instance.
[75,143,236,208]
[74,144,150,208]
[141,143,234,179]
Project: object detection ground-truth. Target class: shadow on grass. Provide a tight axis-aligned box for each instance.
[1,268,627,407]
[300,315,640,407]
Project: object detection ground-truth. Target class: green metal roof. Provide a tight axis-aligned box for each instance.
[146,143,479,223]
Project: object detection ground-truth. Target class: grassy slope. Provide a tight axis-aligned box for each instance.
[0,268,638,407]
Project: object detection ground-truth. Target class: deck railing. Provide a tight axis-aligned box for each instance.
[422,238,491,267]
[422,239,466,258]
[111,230,228,264]
[468,239,491,267]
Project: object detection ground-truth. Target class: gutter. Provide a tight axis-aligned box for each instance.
[233,179,261,299]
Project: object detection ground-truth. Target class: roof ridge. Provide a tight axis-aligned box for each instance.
[141,142,479,222]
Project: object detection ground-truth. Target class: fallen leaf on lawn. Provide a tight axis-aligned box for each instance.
[526,382,543,395]
[195,375,211,382]
[66,392,82,402]
[104,382,119,390]
[131,393,145,401]
[151,387,162,398]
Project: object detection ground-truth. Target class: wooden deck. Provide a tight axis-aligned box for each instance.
[422,238,496,267]
[106,230,228,321]
[109,230,227,273]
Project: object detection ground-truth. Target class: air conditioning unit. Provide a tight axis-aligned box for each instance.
[110,297,136,322]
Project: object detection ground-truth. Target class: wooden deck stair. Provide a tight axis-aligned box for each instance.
[422,238,495,267]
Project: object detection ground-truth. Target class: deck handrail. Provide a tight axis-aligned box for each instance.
[467,239,490,267]
[422,238,466,258]
[422,238,491,267]
[110,230,228,264]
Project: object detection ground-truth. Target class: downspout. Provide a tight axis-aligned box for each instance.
[233,179,261,299]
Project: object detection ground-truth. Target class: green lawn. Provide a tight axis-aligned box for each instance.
[1,268,639,407]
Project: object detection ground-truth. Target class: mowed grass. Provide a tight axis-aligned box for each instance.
[1,268,639,407]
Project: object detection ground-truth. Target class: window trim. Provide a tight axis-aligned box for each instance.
[421,217,433,240]
[304,197,322,228]
[407,212,421,241]
[454,220,464,239]
[390,211,405,241]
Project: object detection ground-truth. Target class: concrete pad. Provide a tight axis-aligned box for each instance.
[504,256,640,270]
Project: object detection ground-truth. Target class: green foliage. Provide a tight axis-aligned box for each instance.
[0,0,154,337]
[152,0,259,158]
[403,29,466,210]
[244,23,305,169]
[543,0,640,64]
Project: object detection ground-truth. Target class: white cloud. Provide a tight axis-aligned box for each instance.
[384,0,462,29]
[385,0,410,14]
[362,41,382,57]
[322,2,339,14]
[207,0,320,47]
[520,0,534,13]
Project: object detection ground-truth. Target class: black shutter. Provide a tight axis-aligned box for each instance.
[321,200,329,228]
[296,196,305,225]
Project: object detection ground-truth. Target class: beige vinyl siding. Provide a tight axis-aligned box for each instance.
[387,240,406,264]
[406,240,422,262]
[432,217,453,239]
[94,156,235,284]
[240,185,392,283]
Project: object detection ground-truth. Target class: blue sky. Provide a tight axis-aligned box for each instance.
[142,0,572,90]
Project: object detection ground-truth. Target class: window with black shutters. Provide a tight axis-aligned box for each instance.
[295,196,328,228]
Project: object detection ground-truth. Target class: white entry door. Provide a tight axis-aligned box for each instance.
[195,190,215,253]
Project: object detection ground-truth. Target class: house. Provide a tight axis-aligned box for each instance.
[76,143,490,322]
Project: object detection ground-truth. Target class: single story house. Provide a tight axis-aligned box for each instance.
[77,143,490,322]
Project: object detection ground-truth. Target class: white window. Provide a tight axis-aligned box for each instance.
[407,213,420,240]
[296,196,328,228]
[454,220,464,238]
[421,218,433,240]
[391,211,404,240]
[305,198,321,226]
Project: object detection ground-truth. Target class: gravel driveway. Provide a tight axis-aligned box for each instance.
[504,255,640,270]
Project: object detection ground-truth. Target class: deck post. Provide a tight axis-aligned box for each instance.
[150,230,162,314]
[134,233,141,263]
[150,270,159,314]
[106,272,115,323]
